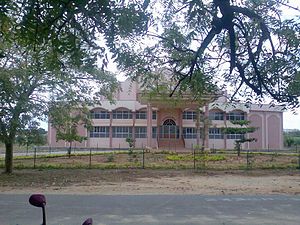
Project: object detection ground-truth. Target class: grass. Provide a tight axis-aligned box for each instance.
[0,150,299,171]
[166,154,226,162]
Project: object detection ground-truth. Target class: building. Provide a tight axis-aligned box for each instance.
[48,79,284,150]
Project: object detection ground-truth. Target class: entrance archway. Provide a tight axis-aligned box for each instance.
[163,119,176,126]
[160,119,179,139]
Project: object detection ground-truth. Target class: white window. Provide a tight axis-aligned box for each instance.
[183,111,196,120]
[152,111,157,120]
[152,127,157,138]
[112,110,132,119]
[183,127,196,139]
[209,111,224,120]
[90,126,109,138]
[90,110,110,119]
[227,111,245,121]
[112,126,132,138]
[136,111,147,119]
[135,127,147,138]
[209,128,224,139]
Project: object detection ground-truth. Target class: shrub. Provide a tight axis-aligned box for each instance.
[166,154,226,162]
[106,154,115,162]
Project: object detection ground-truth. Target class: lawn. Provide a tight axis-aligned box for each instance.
[0,150,298,170]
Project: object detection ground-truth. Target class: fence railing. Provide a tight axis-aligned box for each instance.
[1,146,299,170]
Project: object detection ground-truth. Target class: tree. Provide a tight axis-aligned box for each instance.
[16,125,47,154]
[115,0,300,108]
[283,129,300,147]
[284,135,295,147]
[0,43,119,173]
[0,0,149,69]
[49,103,91,158]
[222,120,256,156]
[0,0,149,173]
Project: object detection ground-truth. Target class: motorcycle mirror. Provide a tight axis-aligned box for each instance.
[29,194,46,208]
[82,218,93,225]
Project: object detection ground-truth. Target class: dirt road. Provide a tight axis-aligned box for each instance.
[0,169,299,195]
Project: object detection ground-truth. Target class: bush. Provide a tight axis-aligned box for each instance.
[106,154,115,162]
[166,154,226,162]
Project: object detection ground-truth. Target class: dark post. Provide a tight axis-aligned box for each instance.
[246,150,249,169]
[298,150,300,170]
[246,150,252,169]
[193,148,196,170]
[33,147,37,169]
[142,148,145,169]
[89,147,92,169]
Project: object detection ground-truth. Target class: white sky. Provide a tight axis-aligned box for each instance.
[111,0,300,130]
[40,1,300,131]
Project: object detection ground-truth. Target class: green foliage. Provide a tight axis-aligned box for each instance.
[0,0,148,173]
[222,120,256,156]
[49,103,91,144]
[0,0,149,69]
[284,136,295,147]
[16,126,47,148]
[106,154,115,163]
[126,137,135,148]
[166,154,226,162]
[115,0,300,108]
[284,130,300,147]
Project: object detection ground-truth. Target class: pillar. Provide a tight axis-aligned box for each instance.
[146,103,152,147]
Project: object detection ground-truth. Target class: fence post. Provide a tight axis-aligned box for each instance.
[33,147,37,169]
[89,147,92,169]
[246,150,250,169]
[298,150,300,170]
[193,147,196,170]
[142,148,145,169]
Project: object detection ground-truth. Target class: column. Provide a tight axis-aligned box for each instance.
[146,103,152,147]
[196,109,201,146]
[132,111,136,142]
[204,105,209,149]
[223,111,227,149]
[109,111,113,148]
[263,111,267,149]
[178,109,182,139]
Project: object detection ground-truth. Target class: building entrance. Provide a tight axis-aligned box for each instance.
[160,119,179,139]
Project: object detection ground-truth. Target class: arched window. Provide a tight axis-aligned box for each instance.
[163,119,176,126]
[112,108,132,119]
[227,111,246,121]
[90,108,110,119]
[209,109,224,120]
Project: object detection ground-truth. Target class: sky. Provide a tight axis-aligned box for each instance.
[261,0,300,130]
[40,0,300,131]
[111,0,300,130]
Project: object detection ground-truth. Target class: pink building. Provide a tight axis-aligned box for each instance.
[48,79,284,150]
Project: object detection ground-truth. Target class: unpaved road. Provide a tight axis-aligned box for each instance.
[0,169,299,195]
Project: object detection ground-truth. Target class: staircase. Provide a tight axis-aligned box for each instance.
[158,138,185,150]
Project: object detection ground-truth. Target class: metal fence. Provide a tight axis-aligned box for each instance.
[1,146,299,170]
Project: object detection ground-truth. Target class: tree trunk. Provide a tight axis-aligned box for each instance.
[68,141,72,158]
[4,142,13,173]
